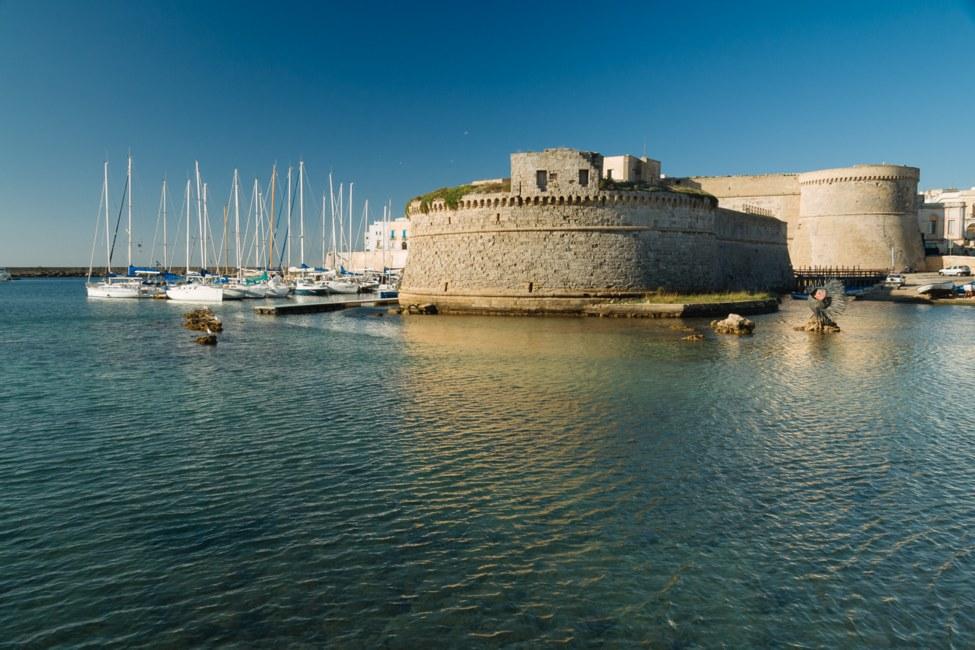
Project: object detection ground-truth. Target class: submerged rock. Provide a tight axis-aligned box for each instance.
[710,313,755,336]
[794,316,841,334]
[194,334,218,345]
[682,333,705,342]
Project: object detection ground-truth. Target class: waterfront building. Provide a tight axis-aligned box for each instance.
[365,216,411,252]
[917,187,975,254]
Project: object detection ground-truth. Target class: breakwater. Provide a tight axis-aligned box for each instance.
[5,267,92,278]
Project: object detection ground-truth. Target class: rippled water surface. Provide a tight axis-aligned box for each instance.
[2,279,974,647]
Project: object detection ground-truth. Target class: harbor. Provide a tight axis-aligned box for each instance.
[5,1,975,646]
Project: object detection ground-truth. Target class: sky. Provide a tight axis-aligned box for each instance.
[2,0,975,266]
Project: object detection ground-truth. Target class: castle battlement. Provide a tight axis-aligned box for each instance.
[399,148,792,314]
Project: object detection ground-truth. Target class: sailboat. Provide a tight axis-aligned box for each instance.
[86,158,141,299]
[167,162,225,302]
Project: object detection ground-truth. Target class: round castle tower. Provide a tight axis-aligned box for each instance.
[794,164,924,270]
[397,149,792,314]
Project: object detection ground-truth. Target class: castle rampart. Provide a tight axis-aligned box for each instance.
[796,164,923,269]
[680,165,924,269]
[399,149,792,314]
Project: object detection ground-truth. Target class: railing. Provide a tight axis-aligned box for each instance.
[793,266,888,291]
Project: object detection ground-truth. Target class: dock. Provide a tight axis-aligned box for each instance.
[255,298,398,316]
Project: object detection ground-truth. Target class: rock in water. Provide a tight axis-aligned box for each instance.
[183,307,223,332]
[710,313,755,336]
[194,334,218,345]
[793,316,841,333]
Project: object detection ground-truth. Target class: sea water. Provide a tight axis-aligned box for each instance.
[1,279,973,646]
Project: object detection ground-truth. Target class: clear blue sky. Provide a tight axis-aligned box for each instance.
[2,0,974,266]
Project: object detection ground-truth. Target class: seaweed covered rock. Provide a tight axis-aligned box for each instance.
[183,307,223,332]
[710,313,755,336]
[794,316,841,334]
[194,334,218,345]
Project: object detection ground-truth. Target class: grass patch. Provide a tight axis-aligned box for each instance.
[407,180,511,214]
[638,290,775,304]
[598,179,718,207]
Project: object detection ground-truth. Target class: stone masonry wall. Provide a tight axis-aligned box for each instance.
[510,149,603,197]
[400,190,791,313]
[797,165,924,270]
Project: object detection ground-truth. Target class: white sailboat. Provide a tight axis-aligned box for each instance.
[167,162,225,302]
[87,159,141,299]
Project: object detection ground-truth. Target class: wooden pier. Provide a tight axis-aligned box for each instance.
[793,266,887,291]
[255,298,398,316]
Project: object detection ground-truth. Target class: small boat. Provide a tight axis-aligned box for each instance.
[0,268,12,282]
[916,281,956,296]
[790,291,809,300]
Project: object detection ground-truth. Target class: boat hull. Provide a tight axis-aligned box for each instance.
[166,284,224,302]
[86,283,141,299]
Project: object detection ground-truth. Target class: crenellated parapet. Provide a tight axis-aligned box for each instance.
[399,148,792,314]
[795,164,923,269]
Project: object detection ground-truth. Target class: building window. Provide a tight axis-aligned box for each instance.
[929,219,937,235]
[578,169,589,187]
[606,169,613,180]
[948,220,957,236]
[402,229,407,239]
[536,170,547,190]
[402,242,407,250]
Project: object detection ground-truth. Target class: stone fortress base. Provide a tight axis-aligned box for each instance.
[399,148,793,314]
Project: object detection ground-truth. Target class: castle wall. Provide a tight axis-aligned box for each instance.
[399,190,791,313]
[684,174,802,259]
[797,165,924,270]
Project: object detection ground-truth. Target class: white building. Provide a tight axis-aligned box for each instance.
[365,216,411,252]
[602,155,661,184]
[918,188,975,254]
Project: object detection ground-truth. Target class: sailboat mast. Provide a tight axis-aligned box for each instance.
[184,179,191,274]
[161,179,168,271]
[329,173,336,268]
[269,165,276,270]
[253,178,261,269]
[195,161,204,272]
[222,203,228,275]
[203,182,209,271]
[348,182,353,271]
[286,165,293,270]
[321,192,326,268]
[104,161,111,275]
[233,170,241,276]
[127,153,133,269]
[299,160,305,267]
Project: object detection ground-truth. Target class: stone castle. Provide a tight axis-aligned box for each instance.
[676,165,924,270]
[399,148,793,314]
